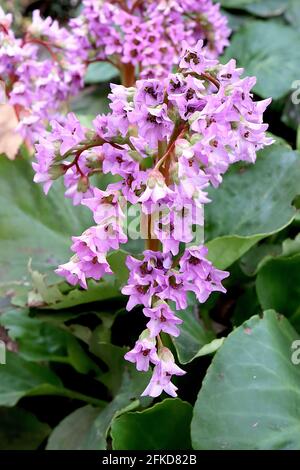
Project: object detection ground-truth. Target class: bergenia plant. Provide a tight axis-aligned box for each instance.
[33,40,273,397]
[0,7,85,143]
[71,0,230,85]
[0,1,229,144]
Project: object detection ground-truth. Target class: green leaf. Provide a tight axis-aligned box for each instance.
[0,407,50,450]
[194,338,225,357]
[88,310,130,395]
[232,285,261,326]
[111,398,193,450]
[0,309,100,374]
[282,234,300,257]
[207,235,262,270]
[46,405,102,450]
[281,96,300,131]
[71,86,110,127]
[46,278,122,310]
[205,143,300,269]
[87,308,127,394]
[256,254,300,323]
[240,243,282,276]
[67,324,92,344]
[285,0,300,31]
[27,262,63,306]
[191,310,300,449]
[244,0,287,17]
[223,11,250,33]
[0,351,63,407]
[0,158,91,288]
[0,351,105,407]
[172,300,215,364]
[107,250,129,285]
[47,366,151,449]
[66,335,101,375]
[90,339,126,395]
[218,0,259,7]
[84,62,119,84]
[0,309,69,362]
[222,21,300,99]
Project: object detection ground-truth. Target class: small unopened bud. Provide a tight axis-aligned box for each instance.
[53,141,62,158]
[158,346,174,362]
[86,151,103,169]
[139,329,156,344]
[85,129,97,141]
[148,169,165,189]
[49,163,66,180]
[77,175,89,193]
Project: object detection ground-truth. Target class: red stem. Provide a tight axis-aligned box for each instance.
[0,24,9,35]
[182,71,220,90]
[155,124,188,172]
[23,37,60,63]
[130,0,143,12]
[200,72,220,90]
[62,137,124,176]
[63,150,84,176]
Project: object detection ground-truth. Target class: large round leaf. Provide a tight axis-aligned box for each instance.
[172,300,216,364]
[0,407,50,450]
[0,158,91,285]
[0,351,104,407]
[0,351,63,407]
[46,405,102,450]
[218,0,259,7]
[84,62,119,84]
[111,398,192,450]
[191,310,300,449]
[256,254,300,326]
[244,0,288,17]
[47,367,151,449]
[285,0,300,31]
[222,21,300,99]
[205,143,300,269]
[0,309,100,374]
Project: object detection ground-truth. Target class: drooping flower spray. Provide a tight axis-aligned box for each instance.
[33,41,273,397]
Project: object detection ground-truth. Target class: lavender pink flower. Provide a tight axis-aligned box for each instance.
[142,348,186,398]
[125,334,159,372]
[0,8,85,143]
[33,40,273,398]
[71,0,230,81]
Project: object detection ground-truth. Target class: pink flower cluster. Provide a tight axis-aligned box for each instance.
[0,8,85,142]
[123,247,228,396]
[1,1,229,143]
[33,40,272,397]
[70,0,230,80]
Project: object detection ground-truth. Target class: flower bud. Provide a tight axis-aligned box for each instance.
[77,175,89,192]
[48,163,66,180]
